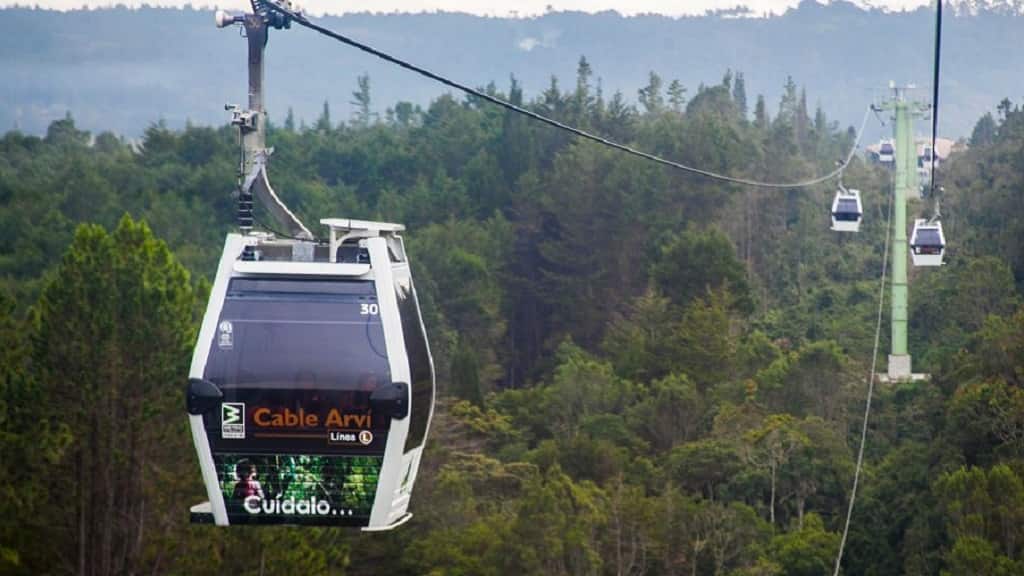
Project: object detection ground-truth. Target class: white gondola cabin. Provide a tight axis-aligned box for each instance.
[187,219,435,530]
[910,218,946,266]
[830,189,863,232]
[878,140,895,164]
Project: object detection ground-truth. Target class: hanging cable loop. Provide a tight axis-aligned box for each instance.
[264,1,870,190]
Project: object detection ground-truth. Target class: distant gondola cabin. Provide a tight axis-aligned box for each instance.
[831,189,863,233]
[910,218,946,266]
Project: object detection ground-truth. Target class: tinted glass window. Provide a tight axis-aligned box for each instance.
[397,278,434,453]
[836,199,860,213]
[205,278,390,391]
[915,229,943,246]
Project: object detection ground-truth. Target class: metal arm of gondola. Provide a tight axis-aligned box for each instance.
[217,1,313,240]
[835,160,851,196]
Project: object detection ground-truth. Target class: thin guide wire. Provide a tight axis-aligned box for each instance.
[832,185,893,575]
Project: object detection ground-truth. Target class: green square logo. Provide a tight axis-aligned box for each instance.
[221,402,245,439]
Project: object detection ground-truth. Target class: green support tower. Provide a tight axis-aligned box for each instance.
[876,84,928,380]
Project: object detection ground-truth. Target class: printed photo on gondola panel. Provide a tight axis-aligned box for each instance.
[212,393,385,523]
[217,453,382,521]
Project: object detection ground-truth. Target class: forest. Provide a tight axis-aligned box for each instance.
[1,62,1023,575]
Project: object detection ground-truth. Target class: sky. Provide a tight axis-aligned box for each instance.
[2,0,934,17]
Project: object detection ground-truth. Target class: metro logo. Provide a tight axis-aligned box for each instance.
[221,403,245,439]
[222,403,243,424]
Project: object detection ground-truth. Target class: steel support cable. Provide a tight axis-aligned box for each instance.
[831,181,893,576]
[265,2,870,190]
[929,0,943,200]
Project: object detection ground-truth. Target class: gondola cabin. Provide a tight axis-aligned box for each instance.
[910,218,946,266]
[830,189,863,233]
[186,219,435,530]
[878,140,895,164]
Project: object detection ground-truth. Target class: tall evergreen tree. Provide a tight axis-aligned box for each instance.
[754,94,769,130]
[668,79,688,112]
[351,73,373,127]
[732,71,748,119]
[638,71,664,114]
[970,112,997,147]
[572,56,594,124]
[777,76,799,125]
[31,217,195,576]
[284,107,296,132]
[315,100,332,131]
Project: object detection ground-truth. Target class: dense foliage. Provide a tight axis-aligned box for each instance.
[1,66,1022,575]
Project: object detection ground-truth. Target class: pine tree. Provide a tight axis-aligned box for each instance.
[754,94,769,130]
[795,87,810,148]
[284,107,296,132]
[31,217,195,576]
[315,100,332,131]
[572,55,594,124]
[638,71,664,114]
[541,76,564,118]
[351,73,373,127]
[970,112,998,147]
[732,72,748,119]
[777,76,799,125]
[451,337,484,406]
[668,79,688,112]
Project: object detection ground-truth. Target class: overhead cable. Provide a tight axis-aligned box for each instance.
[265,2,870,190]
[929,0,943,206]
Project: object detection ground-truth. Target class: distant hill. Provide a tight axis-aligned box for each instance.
[1,1,1020,138]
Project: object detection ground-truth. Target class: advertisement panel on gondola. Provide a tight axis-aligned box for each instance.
[206,388,392,525]
[217,453,381,522]
[204,391,391,525]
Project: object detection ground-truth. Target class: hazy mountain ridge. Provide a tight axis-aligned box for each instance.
[5,0,1024,17]
[1,0,1020,137]
[942,0,1024,14]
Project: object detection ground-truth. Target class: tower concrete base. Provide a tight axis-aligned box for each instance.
[878,354,929,383]
[888,354,912,380]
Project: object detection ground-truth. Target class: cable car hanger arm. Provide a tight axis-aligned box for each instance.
[263,0,871,191]
[243,150,314,239]
[221,2,313,240]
